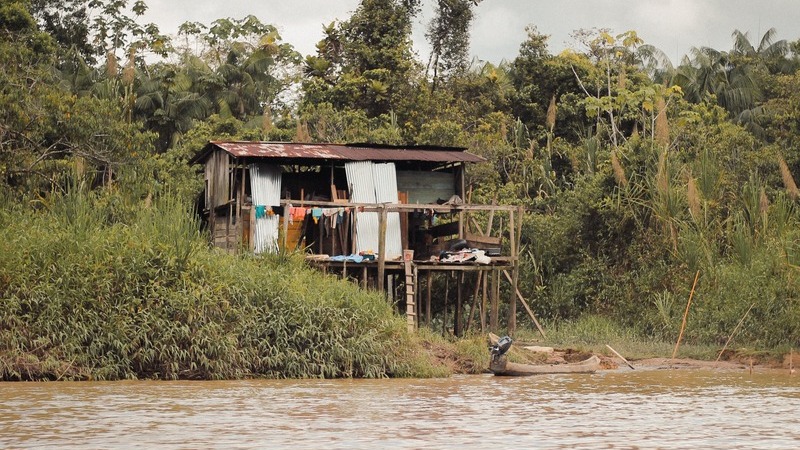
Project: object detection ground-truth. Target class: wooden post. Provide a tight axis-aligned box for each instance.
[249,205,256,252]
[485,195,497,236]
[455,272,463,336]
[413,265,419,327]
[466,271,482,332]
[490,269,499,331]
[443,272,450,335]
[226,202,233,253]
[426,271,432,325]
[458,210,465,239]
[351,206,358,254]
[282,204,290,252]
[480,271,488,332]
[512,205,523,334]
[361,266,367,290]
[507,208,517,335]
[377,204,387,292]
[239,163,246,248]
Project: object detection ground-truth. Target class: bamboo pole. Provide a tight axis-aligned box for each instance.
[606,344,635,370]
[715,302,755,362]
[672,270,700,361]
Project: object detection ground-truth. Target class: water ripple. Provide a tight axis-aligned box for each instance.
[1,368,798,449]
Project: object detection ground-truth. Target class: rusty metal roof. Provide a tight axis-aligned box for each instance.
[194,141,485,164]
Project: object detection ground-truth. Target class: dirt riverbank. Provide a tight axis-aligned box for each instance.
[428,337,797,375]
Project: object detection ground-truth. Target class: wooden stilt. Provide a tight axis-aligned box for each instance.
[485,195,497,236]
[413,265,419,327]
[281,204,290,253]
[466,271,482,332]
[443,272,450,335]
[480,271,488,332]
[361,266,367,290]
[426,270,432,326]
[508,209,517,335]
[491,269,499,331]
[377,204,387,292]
[455,272,463,336]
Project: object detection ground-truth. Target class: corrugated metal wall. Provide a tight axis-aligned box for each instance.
[249,164,282,254]
[345,161,402,258]
[373,163,402,259]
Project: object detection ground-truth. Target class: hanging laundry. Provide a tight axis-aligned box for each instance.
[311,207,323,224]
[255,205,267,219]
[291,206,307,222]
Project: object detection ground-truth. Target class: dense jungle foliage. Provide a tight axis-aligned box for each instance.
[2,0,800,379]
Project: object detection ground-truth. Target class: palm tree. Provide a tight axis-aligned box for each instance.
[134,64,212,151]
[731,28,789,73]
[674,29,790,123]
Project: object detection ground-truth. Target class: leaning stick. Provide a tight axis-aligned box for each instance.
[606,344,635,370]
[715,302,756,362]
[672,270,700,361]
[502,270,546,338]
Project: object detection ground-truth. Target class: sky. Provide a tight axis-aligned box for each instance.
[141,0,800,66]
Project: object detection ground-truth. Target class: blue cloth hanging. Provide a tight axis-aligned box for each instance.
[255,205,267,219]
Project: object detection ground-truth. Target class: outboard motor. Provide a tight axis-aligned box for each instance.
[490,336,513,358]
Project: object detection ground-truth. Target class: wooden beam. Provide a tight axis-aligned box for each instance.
[278,199,519,212]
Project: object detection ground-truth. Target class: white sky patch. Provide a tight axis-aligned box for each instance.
[139,0,800,66]
[470,3,529,63]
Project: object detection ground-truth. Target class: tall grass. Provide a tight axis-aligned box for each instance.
[0,187,440,380]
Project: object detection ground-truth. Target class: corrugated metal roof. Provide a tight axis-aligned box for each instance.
[197,141,485,164]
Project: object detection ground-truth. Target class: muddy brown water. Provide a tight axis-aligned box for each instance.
[1,367,799,449]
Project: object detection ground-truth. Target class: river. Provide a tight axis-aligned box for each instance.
[1,367,798,449]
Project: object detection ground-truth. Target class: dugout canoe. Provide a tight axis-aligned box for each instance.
[489,354,601,376]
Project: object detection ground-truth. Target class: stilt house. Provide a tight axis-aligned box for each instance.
[192,141,533,334]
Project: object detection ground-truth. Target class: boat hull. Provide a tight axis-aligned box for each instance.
[490,355,601,376]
